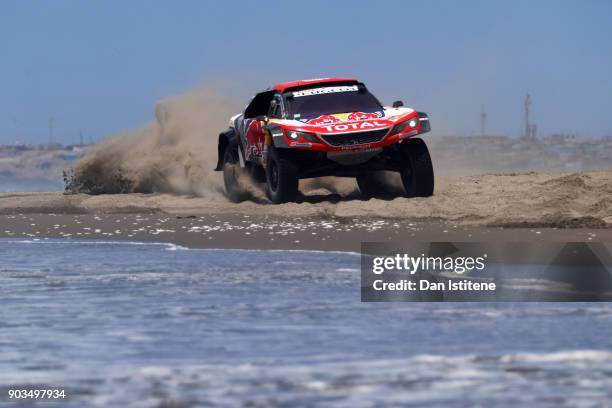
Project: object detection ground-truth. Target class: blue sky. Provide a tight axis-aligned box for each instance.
[1,0,611,144]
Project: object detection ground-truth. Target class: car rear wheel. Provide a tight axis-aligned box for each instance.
[223,147,250,203]
[265,146,298,204]
[399,138,434,197]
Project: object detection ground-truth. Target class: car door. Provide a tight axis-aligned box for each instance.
[242,90,275,161]
[244,120,264,160]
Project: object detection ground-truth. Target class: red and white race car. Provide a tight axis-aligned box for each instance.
[215,77,433,203]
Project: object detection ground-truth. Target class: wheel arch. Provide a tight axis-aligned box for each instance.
[215,129,237,171]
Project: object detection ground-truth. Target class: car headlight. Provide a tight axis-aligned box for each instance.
[390,117,419,135]
[286,130,318,142]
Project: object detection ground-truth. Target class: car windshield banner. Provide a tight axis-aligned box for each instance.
[291,85,359,98]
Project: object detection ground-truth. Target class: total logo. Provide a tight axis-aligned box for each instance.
[320,121,389,133]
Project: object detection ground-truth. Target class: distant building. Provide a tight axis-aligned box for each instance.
[545,133,576,142]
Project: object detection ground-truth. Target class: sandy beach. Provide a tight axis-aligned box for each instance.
[1,170,610,251]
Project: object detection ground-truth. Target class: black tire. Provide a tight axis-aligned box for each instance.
[399,138,434,197]
[223,147,249,203]
[265,146,298,203]
[356,172,397,199]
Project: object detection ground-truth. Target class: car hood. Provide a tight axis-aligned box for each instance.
[269,106,414,134]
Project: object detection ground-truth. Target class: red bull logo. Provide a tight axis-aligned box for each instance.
[308,111,382,125]
[347,111,381,121]
[308,115,342,125]
[320,121,390,133]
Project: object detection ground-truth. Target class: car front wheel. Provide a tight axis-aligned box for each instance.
[265,146,298,204]
[399,138,434,197]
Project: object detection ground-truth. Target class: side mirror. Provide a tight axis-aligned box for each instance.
[253,115,268,122]
[392,100,404,108]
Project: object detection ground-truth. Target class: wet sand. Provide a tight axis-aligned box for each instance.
[0,213,609,252]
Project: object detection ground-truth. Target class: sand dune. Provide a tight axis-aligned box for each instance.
[1,170,611,228]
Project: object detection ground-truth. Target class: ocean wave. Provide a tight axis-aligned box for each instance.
[9,350,608,408]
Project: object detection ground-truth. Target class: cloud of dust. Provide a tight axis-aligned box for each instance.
[72,81,595,202]
[71,84,242,197]
[300,177,357,196]
[70,82,361,200]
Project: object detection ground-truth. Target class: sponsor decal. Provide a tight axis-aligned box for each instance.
[292,85,358,98]
[331,147,380,155]
[289,142,313,148]
[321,121,389,133]
[347,111,382,121]
[308,115,342,125]
[340,143,373,151]
[306,111,383,125]
[246,142,264,159]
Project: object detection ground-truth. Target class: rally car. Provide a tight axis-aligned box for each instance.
[215,77,433,203]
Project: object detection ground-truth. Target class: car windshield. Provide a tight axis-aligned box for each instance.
[285,85,382,120]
